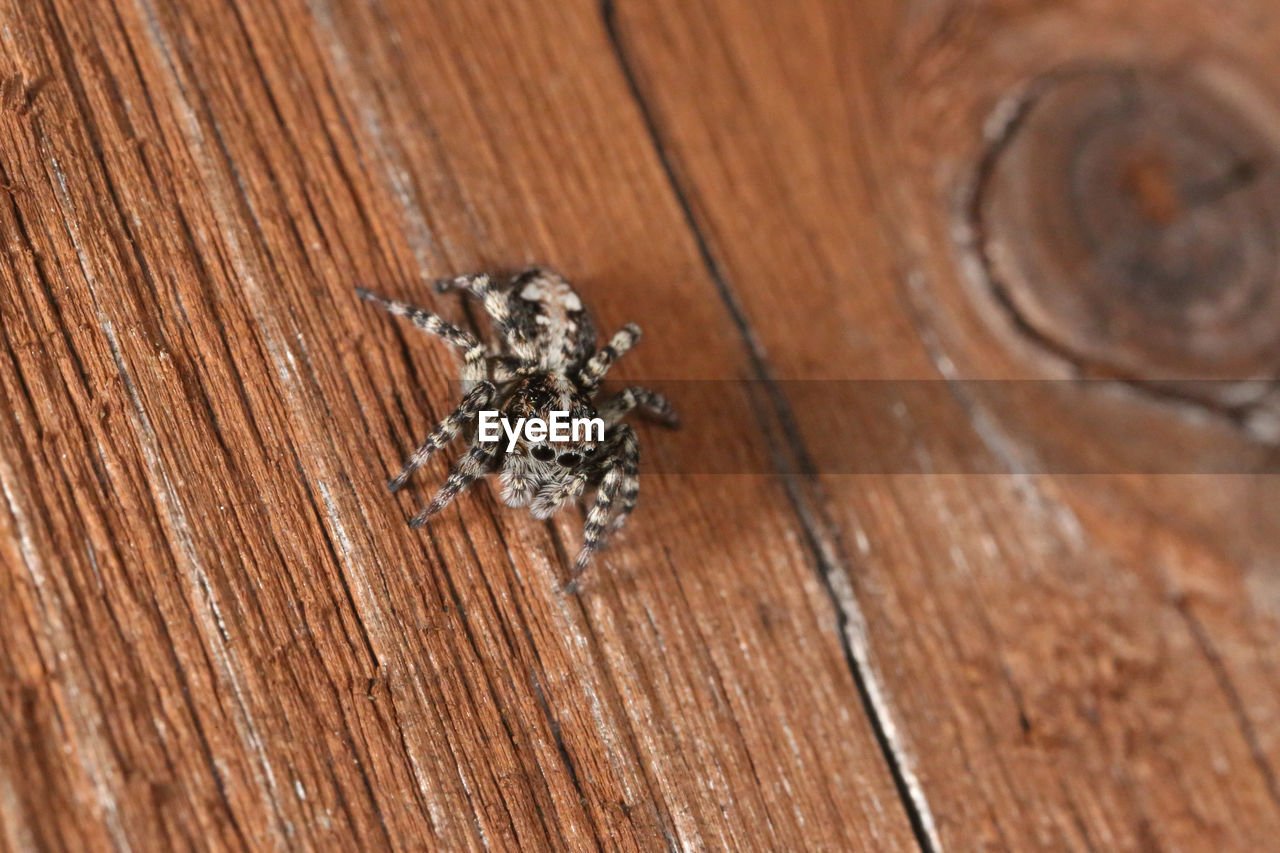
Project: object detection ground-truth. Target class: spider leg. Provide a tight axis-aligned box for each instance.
[356,288,487,385]
[388,380,495,493]
[410,442,498,527]
[436,270,534,354]
[605,458,641,538]
[577,324,641,390]
[491,356,524,384]
[597,386,680,428]
[432,272,493,297]
[569,425,639,585]
[602,427,641,537]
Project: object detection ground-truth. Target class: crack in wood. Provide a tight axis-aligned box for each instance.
[602,2,941,850]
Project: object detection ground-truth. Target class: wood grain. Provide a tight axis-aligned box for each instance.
[0,0,921,850]
[3,0,1278,850]
[612,0,1280,848]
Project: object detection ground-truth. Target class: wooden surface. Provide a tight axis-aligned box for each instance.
[1,0,1278,850]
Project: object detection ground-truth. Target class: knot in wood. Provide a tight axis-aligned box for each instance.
[976,67,1280,394]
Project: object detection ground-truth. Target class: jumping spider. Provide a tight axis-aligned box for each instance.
[358,268,678,586]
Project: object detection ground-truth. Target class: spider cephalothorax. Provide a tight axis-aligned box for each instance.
[358,267,678,585]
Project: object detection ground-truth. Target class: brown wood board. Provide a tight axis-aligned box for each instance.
[1,0,1279,849]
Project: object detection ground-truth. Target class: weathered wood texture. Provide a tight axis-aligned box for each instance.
[0,0,1277,850]
[613,0,1280,849]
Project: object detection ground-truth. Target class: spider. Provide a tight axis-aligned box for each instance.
[357,267,678,587]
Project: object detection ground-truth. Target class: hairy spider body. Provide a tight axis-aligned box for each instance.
[358,267,677,585]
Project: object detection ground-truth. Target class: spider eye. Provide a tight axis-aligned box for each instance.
[530,445,555,462]
[557,452,582,467]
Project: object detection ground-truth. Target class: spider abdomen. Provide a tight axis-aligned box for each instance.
[502,267,597,371]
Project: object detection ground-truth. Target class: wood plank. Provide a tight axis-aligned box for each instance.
[0,0,920,848]
[612,0,1280,848]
